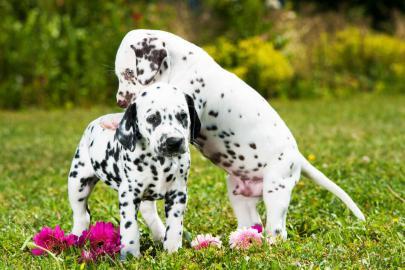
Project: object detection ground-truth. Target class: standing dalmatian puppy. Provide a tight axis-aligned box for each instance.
[104,29,365,241]
[68,83,200,258]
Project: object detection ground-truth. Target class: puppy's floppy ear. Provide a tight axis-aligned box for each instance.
[115,103,138,151]
[185,94,201,142]
[130,35,169,86]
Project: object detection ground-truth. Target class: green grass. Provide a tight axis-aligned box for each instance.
[0,94,404,269]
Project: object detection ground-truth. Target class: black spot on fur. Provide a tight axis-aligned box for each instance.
[74,149,80,159]
[125,221,132,229]
[150,165,158,176]
[206,125,218,131]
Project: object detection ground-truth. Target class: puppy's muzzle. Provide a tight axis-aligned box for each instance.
[117,93,135,108]
[117,99,128,108]
[159,137,186,156]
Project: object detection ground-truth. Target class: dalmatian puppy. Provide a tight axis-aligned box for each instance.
[68,83,200,258]
[103,29,365,241]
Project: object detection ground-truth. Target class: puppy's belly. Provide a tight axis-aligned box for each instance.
[232,178,263,197]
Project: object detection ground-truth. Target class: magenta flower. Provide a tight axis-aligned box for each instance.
[229,227,263,250]
[191,234,222,250]
[78,221,121,260]
[31,225,77,256]
[250,224,263,233]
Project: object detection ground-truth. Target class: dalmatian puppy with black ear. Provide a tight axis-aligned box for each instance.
[68,83,200,259]
[102,29,365,241]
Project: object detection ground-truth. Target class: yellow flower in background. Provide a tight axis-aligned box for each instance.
[308,154,316,162]
[203,36,294,97]
[230,66,248,80]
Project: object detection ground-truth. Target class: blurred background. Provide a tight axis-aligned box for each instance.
[0,0,404,109]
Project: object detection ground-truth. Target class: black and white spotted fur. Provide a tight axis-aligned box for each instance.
[110,29,365,241]
[68,84,200,258]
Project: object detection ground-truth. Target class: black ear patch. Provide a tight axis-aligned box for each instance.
[130,36,169,86]
[185,94,201,142]
[115,103,138,151]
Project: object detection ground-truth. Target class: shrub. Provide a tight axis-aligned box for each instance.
[0,1,177,109]
[205,37,294,98]
[313,27,405,95]
[0,1,403,109]
[203,0,272,39]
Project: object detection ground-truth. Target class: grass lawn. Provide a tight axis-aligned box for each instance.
[0,94,404,269]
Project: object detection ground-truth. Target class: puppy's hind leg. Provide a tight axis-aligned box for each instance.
[263,151,301,241]
[68,146,98,236]
[227,175,261,228]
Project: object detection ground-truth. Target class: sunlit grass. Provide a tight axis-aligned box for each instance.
[0,94,403,269]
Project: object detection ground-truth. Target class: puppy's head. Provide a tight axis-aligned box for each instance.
[115,83,200,157]
[115,30,170,108]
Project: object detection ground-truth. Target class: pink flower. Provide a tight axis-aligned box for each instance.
[191,234,222,250]
[229,227,263,250]
[250,224,263,233]
[80,250,96,263]
[31,225,77,256]
[78,221,121,260]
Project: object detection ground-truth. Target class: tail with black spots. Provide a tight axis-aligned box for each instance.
[300,153,366,220]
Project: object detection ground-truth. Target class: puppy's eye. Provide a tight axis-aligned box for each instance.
[146,112,162,127]
[175,112,188,127]
[179,112,187,121]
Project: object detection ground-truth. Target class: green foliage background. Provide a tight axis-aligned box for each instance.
[0,1,404,109]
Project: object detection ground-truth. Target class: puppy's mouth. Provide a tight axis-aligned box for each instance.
[117,93,136,108]
[157,147,187,157]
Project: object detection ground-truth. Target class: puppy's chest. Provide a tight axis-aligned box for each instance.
[125,152,183,200]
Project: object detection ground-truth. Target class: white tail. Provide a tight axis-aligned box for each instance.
[300,154,365,220]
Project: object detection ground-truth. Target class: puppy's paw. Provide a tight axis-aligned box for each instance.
[164,239,182,253]
[71,220,90,236]
[151,223,166,243]
[266,228,287,244]
[120,246,140,260]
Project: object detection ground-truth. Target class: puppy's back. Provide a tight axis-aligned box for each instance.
[79,114,119,161]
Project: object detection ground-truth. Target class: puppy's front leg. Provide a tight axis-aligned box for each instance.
[164,187,187,253]
[119,180,141,259]
[139,201,165,242]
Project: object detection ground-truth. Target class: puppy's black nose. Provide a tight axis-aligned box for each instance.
[165,137,184,152]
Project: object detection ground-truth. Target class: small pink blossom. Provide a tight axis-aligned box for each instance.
[250,224,263,233]
[78,221,121,260]
[229,227,263,250]
[80,250,96,263]
[191,234,222,250]
[31,225,77,256]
